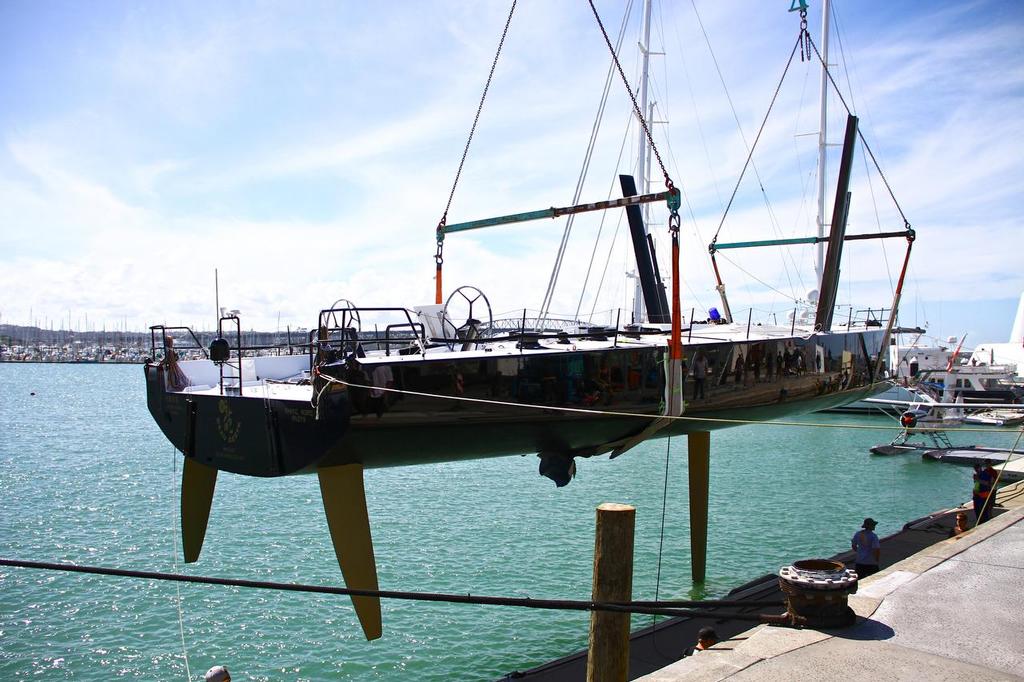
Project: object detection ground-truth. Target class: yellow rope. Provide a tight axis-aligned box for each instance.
[984,427,1024,524]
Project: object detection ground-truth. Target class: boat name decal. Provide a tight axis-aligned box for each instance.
[217,399,242,444]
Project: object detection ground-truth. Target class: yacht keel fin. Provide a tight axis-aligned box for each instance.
[318,463,382,641]
[181,457,218,563]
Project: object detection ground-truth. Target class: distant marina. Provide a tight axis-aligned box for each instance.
[0,324,307,364]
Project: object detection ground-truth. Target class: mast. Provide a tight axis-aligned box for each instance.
[815,0,831,288]
[632,0,654,324]
[622,175,670,323]
[814,114,858,331]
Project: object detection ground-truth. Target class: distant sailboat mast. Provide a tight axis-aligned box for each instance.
[815,0,831,289]
[632,0,654,324]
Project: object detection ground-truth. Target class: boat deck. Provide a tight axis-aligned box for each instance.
[181,380,314,402]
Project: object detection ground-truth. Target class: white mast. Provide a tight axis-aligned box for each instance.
[815,0,831,288]
[632,0,654,324]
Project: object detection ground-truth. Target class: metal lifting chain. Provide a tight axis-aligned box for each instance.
[799,7,811,61]
[435,0,518,268]
[587,0,677,209]
[789,0,811,61]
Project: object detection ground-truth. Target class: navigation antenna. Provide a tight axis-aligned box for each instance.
[214,268,220,331]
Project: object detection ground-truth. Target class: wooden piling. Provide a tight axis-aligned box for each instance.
[586,502,635,682]
[688,431,710,583]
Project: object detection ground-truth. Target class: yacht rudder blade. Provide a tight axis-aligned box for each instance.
[318,463,382,641]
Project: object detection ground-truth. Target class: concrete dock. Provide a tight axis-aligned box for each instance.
[637,482,1024,681]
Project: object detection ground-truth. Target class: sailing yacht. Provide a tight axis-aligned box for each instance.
[143,0,910,640]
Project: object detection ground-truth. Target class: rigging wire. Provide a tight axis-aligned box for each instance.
[667,12,724,213]
[434,0,518,299]
[169,446,192,681]
[777,58,816,302]
[587,0,675,190]
[714,252,803,303]
[646,12,715,317]
[689,0,791,255]
[652,434,673,632]
[806,34,911,229]
[539,0,634,325]
[577,113,633,322]
[661,13,727,315]
[587,206,627,322]
[831,4,896,297]
[688,2,818,310]
[708,34,802,246]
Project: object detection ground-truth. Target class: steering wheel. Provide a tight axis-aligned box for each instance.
[326,298,361,334]
[441,286,493,350]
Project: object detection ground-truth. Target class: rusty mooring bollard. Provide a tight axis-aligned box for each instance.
[776,559,858,628]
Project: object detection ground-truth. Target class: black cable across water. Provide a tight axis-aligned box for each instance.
[0,558,779,622]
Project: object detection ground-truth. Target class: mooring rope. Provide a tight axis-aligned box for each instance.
[0,558,779,622]
[978,427,1024,528]
[653,436,673,623]
[315,372,1022,436]
[169,444,192,681]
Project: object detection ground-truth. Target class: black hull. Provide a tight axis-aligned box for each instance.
[145,364,350,476]
[145,329,887,477]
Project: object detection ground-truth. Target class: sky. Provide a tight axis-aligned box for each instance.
[1,0,1022,347]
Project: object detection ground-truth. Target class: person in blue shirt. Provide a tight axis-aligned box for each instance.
[851,517,881,577]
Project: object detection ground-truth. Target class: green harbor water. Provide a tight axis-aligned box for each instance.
[1,363,1019,680]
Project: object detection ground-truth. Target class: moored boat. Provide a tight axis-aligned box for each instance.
[143,0,911,640]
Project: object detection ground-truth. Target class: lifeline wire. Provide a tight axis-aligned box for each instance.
[0,559,778,623]
[315,372,1022,435]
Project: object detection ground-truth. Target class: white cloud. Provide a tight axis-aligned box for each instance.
[0,0,1021,346]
